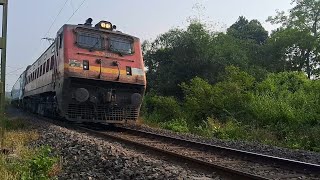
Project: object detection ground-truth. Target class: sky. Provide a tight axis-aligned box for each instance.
[5,0,293,91]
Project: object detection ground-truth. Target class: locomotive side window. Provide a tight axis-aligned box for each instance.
[109,37,133,55]
[77,32,102,50]
[58,34,63,49]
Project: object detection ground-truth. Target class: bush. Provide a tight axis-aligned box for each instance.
[250,72,320,126]
[180,77,216,125]
[143,94,182,123]
[191,117,221,137]
[160,118,189,133]
[181,66,255,124]
[142,67,320,152]
[214,120,249,140]
[20,146,58,180]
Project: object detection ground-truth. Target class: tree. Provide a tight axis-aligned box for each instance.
[143,22,253,97]
[143,23,216,97]
[267,0,320,78]
[227,16,268,45]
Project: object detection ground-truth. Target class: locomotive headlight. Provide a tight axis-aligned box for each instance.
[101,22,111,29]
[96,21,113,30]
[105,23,111,29]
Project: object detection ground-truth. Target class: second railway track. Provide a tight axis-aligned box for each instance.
[76,124,320,180]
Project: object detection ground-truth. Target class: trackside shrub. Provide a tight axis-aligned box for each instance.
[181,66,255,124]
[17,146,58,180]
[142,67,320,152]
[160,118,189,133]
[180,77,216,125]
[143,94,182,123]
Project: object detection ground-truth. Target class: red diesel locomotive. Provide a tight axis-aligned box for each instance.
[11,19,146,123]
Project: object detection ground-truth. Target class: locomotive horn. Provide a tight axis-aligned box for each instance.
[84,18,93,26]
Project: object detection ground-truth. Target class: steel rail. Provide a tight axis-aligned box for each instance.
[77,126,270,180]
[118,126,320,174]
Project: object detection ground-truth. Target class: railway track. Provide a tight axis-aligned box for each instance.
[21,109,319,180]
[77,124,320,180]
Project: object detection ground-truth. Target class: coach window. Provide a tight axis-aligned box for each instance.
[76,32,102,50]
[50,56,54,70]
[40,65,43,76]
[37,68,40,78]
[46,59,50,72]
[43,62,46,74]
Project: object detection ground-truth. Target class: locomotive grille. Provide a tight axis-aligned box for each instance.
[67,104,139,122]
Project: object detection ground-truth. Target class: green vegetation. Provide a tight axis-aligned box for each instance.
[143,69,320,151]
[142,0,320,152]
[0,118,60,180]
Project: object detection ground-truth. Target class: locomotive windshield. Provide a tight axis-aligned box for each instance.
[109,37,133,55]
[77,33,103,50]
[75,30,134,54]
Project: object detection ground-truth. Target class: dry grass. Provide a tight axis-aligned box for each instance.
[0,159,18,180]
[48,157,63,178]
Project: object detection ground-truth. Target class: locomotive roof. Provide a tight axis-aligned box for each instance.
[66,24,140,40]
